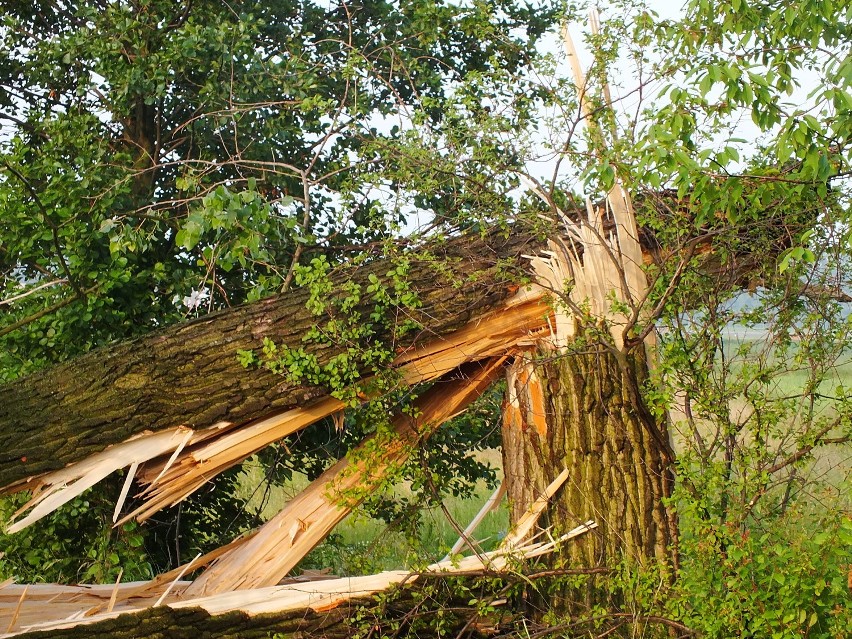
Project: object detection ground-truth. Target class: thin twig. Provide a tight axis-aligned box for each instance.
[0,279,68,306]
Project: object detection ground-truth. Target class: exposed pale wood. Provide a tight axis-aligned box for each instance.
[154,554,201,607]
[442,482,506,561]
[554,13,647,349]
[124,396,346,524]
[183,356,509,597]
[2,517,593,637]
[501,25,676,616]
[0,582,194,635]
[144,428,193,490]
[106,570,122,615]
[96,536,255,608]
[500,468,570,549]
[112,462,138,523]
[4,586,26,635]
[6,427,198,533]
[124,296,550,525]
[6,295,550,533]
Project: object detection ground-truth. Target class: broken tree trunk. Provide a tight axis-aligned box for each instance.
[0,201,805,525]
[502,341,676,612]
[5,291,551,534]
[497,15,677,616]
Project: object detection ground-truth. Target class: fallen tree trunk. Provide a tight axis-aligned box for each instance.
[0,580,472,639]
[2,579,499,639]
[0,201,806,501]
[0,230,544,491]
[2,509,593,637]
[7,604,376,639]
[5,291,551,534]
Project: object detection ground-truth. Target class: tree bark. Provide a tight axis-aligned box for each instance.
[501,336,677,613]
[10,605,359,639]
[0,201,804,492]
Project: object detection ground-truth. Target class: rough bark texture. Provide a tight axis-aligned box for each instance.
[0,198,806,491]
[0,230,545,489]
[501,337,676,609]
[11,605,354,639]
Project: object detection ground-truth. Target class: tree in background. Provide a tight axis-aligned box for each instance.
[0,0,552,376]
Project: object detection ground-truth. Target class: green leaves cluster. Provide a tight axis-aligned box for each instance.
[0,489,150,584]
[646,235,852,635]
[242,255,421,406]
[673,496,851,638]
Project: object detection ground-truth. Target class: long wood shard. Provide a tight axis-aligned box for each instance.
[184,356,508,597]
[1,469,595,637]
[5,427,200,533]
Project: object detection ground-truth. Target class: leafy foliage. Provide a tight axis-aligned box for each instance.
[0,486,150,583]
[241,254,505,538]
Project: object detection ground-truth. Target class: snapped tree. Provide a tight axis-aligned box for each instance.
[1,0,851,637]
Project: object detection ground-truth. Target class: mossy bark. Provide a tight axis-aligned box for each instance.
[12,605,352,639]
[501,338,677,613]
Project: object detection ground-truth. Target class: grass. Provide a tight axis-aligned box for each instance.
[234,450,510,576]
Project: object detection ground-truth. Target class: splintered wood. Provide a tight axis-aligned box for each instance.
[517,10,646,352]
[1,480,595,638]
[0,287,597,637]
[5,428,200,534]
[0,529,594,637]
[0,241,578,639]
[5,293,550,534]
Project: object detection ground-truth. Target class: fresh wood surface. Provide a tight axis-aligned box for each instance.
[185,357,508,596]
[1,500,593,637]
